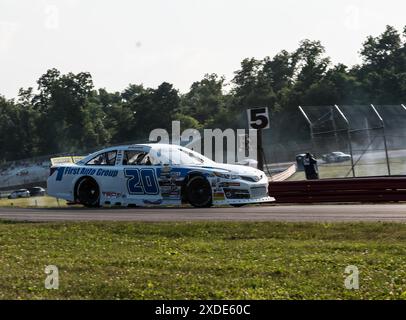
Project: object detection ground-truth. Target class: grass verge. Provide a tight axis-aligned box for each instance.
[0,196,67,208]
[1,221,406,299]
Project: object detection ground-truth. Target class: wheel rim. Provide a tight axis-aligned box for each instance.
[187,177,212,207]
[77,179,99,206]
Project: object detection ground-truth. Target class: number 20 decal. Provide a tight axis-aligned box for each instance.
[124,168,159,195]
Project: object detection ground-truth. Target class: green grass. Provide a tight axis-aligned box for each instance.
[0,196,67,208]
[1,221,406,299]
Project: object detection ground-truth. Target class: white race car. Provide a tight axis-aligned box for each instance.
[47,144,274,208]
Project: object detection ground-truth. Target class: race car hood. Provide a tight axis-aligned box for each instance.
[191,162,264,177]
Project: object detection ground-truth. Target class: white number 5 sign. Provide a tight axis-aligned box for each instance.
[247,107,270,130]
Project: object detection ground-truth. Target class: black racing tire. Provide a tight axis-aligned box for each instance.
[186,175,212,208]
[230,204,246,208]
[75,177,100,208]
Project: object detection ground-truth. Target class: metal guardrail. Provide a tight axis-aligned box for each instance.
[269,176,406,203]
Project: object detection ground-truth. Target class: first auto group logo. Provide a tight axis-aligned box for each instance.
[55,167,118,181]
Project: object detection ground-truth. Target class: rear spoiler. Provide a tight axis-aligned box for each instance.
[50,156,84,166]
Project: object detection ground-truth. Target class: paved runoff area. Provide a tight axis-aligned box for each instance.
[0,204,406,222]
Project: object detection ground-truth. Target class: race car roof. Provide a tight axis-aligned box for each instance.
[77,143,212,165]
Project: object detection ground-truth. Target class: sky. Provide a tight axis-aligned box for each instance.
[0,0,405,99]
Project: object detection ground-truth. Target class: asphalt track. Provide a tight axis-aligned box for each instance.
[0,204,406,222]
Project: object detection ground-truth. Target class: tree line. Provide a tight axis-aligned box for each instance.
[0,25,405,163]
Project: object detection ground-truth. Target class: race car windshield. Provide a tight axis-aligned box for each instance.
[150,147,214,165]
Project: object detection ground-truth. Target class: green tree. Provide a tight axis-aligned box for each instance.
[94,87,137,144]
[181,73,226,126]
[32,69,109,153]
[232,58,277,111]
[123,82,180,139]
[356,25,406,103]
[0,94,39,161]
[292,40,331,94]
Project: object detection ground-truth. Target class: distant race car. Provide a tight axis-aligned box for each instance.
[321,151,352,163]
[8,189,30,199]
[47,144,274,208]
[28,186,46,197]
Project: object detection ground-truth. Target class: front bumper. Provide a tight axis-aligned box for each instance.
[211,176,274,205]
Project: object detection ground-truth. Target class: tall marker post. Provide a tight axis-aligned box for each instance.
[247,107,270,171]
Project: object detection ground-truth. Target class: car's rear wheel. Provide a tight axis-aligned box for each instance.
[186,176,212,208]
[76,177,100,207]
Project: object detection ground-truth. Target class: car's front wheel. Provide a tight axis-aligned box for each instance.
[75,177,100,207]
[186,176,212,208]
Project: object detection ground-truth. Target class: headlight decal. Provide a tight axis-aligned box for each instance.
[213,171,239,180]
